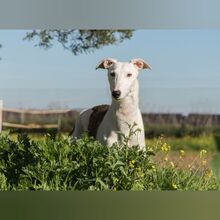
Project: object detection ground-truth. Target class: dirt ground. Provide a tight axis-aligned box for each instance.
[153,151,214,170]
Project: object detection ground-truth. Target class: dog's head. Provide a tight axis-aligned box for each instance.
[96,58,151,100]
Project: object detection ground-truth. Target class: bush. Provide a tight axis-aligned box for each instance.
[0,133,219,191]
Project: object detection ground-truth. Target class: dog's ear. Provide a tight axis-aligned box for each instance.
[130,58,151,70]
[96,58,117,70]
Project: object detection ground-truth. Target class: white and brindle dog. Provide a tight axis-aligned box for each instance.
[72,58,151,150]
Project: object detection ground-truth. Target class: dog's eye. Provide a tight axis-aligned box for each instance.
[110,72,115,77]
[127,73,132,77]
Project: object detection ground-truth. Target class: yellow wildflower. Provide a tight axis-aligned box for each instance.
[188,164,193,170]
[147,147,153,152]
[113,178,119,185]
[129,161,135,168]
[206,170,213,178]
[180,150,185,157]
[200,149,207,158]
[172,183,177,189]
[202,160,207,166]
[170,161,175,168]
[150,165,156,172]
[161,143,171,153]
[137,167,141,172]
[164,157,168,162]
[139,172,145,178]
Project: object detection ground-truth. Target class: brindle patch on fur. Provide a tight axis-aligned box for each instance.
[88,104,109,138]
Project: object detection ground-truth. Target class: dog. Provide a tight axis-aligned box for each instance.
[72,58,151,150]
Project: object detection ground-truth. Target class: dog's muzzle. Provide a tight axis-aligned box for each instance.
[112,90,121,99]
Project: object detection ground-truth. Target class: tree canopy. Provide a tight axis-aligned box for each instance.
[24,30,134,55]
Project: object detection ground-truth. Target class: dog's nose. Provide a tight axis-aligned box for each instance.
[112,90,121,99]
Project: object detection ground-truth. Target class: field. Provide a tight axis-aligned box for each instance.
[0,129,220,191]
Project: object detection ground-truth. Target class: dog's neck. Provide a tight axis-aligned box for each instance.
[111,80,139,116]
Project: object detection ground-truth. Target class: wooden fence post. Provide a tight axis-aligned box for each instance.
[0,100,3,133]
[57,114,62,133]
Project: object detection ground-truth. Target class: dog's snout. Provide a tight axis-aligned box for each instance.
[112,90,121,99]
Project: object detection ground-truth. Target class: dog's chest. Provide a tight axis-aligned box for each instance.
[99,110,141,137]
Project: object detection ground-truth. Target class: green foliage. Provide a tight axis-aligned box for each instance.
[145,125,213,139]
[24,30,133,55]
[211,154,220,181]
[147,135,217,152]
[212,127,220,151]
[0,132,219,191]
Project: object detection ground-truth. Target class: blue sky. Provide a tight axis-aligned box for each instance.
[0,30,220,89]
[0,30,220,112]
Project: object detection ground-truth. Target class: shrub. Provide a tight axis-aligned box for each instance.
[0,133,219,191]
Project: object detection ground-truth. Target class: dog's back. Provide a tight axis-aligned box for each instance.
[71,105,109,139]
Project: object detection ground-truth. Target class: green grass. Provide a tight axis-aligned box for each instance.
[144,125,212,139]
[0,133,219,191]
[5,131,217,152]
[146,135,217,152]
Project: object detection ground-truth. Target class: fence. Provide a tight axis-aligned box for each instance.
[1,99,220,133]
[1,104,79,132]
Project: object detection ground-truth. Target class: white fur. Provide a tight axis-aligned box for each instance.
[72,58,151,150]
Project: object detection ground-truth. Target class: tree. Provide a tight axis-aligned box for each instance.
[23,30,134,55]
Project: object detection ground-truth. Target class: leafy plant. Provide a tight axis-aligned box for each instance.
[24,30,133,55]
[0,132,219,191]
